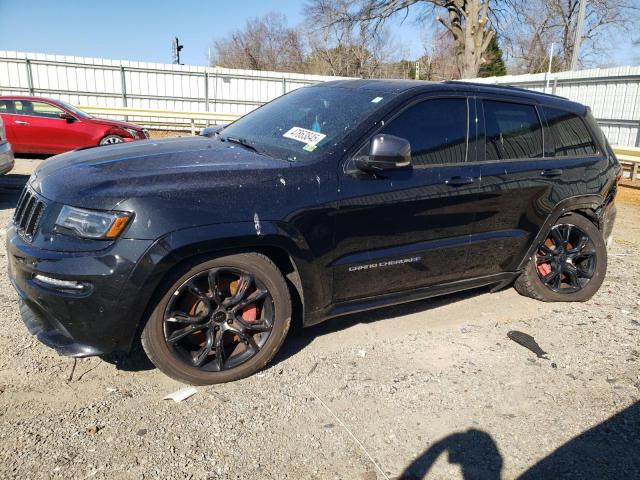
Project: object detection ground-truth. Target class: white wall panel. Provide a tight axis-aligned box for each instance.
[2,50,637,143]
[473,66,640,146]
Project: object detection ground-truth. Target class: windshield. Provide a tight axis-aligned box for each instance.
[220,86,393,160]
[58,100,92,119]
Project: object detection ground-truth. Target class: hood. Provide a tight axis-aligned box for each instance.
[30,136,291,210]
[86,117,144,131]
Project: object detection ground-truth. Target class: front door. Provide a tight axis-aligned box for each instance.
[333,96,480,303]
[11,100,90,153]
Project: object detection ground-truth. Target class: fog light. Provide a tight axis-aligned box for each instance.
[34,274,84,290]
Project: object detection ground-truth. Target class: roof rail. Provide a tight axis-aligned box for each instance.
[442,80,567,100]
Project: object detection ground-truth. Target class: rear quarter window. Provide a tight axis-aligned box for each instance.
[543,106,597,156]
[482,100,543,160]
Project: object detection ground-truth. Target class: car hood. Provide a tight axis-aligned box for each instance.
[30,136,291,210]
[85,117,144,131]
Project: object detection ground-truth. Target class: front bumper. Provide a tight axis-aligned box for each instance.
[7,225,153,357]
[0,141,14,175]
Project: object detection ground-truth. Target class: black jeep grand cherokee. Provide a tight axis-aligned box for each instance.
[7,80,619,384]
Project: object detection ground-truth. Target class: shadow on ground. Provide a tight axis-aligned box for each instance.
[273,287,488,366]
[400,401,640,479]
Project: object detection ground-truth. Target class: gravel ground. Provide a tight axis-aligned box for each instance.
[0,160,638,479]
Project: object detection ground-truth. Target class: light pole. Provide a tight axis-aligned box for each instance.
[570,0,587,70]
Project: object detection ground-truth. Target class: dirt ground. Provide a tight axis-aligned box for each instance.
[0,159,638,479]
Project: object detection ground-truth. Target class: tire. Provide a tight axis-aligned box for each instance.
[141,253,291,385]
[514,213,607,302]
[99,135,124,145]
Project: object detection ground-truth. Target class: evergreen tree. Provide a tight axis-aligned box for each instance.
[478,35,507,78]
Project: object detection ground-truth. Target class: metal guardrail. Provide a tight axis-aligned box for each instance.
[613,145,640,183]
[79,105,242,134]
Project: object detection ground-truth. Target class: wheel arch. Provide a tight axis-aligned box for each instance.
[516,194,604,271]
[120,222,320,352]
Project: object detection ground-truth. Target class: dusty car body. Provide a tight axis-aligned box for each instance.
[7,80,619,384]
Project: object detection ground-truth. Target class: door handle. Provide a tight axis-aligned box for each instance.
[14,120,29,125]
[541,168,563,177]
[445,176,475,186]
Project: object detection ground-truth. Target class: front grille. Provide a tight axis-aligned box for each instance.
[13,186,46,240]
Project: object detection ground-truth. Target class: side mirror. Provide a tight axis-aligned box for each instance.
[355,134,411,172]
[199,125,227,137]
[59,112,76,123]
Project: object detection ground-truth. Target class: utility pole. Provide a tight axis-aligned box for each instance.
[546,43,555,92]
[570,0,587,70]
[172,37,184,65]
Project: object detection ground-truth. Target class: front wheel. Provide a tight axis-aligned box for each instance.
[514,213,607,302]
[141,253,292,385]
[99,135,124,145]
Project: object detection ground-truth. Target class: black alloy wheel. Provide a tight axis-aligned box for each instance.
[514,213,607,302]
[141,253,291,385]
[535,223,597,293]
[163,268,274,371]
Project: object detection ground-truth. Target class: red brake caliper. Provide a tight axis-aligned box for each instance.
[537,239,553,276]
[242,304,257,321]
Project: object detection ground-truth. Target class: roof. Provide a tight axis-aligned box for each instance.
[315,78,584,112]
[0,95,64,103]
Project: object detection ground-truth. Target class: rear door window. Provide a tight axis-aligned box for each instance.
[482,100,543,160]
[380,98,469,166]
[542,106,597,156]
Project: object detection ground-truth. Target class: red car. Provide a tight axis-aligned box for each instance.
[0,96,148,154]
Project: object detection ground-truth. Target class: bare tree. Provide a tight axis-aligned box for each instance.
[417,28,462,79]
[307,0,497,78]
[212,13,307,72]
[506,0,638,72]
[305,0,404,77]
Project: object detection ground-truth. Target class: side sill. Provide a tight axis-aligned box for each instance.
[303,272,519,327]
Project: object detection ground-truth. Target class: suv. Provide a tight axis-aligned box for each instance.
[7,80,619,385]
[0,116,15,174]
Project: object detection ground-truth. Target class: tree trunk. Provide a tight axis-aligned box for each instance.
[438,0,494,79]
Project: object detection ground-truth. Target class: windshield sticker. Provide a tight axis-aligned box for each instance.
[283,127,326,146]
[303,144,317,152]
[371,96,383,103]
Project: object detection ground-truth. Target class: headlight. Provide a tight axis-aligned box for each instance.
[0,117,6,142]
[55,206,132,239]
[123,128,141,139]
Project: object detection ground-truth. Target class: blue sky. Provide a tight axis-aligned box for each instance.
[0,0,636,67]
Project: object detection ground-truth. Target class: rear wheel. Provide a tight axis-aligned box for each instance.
[99,135,124,145]
[141,253,291,385]
[514,213,607,302]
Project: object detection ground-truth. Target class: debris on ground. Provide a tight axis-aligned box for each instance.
[507,330,549,359]
[163,387,198,403]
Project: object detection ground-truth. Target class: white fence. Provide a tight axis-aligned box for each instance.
[473,66,640,147]
[0,50,347,128]
[1,50,639,145]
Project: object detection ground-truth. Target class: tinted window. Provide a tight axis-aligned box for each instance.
[15,100,64,118]
[0,100,14,114]
[483,100,543,160]
[543,106,597,156]
[380,98,468,166]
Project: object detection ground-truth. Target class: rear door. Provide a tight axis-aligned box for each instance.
[333,95,481,303]
[465,97,601,278]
